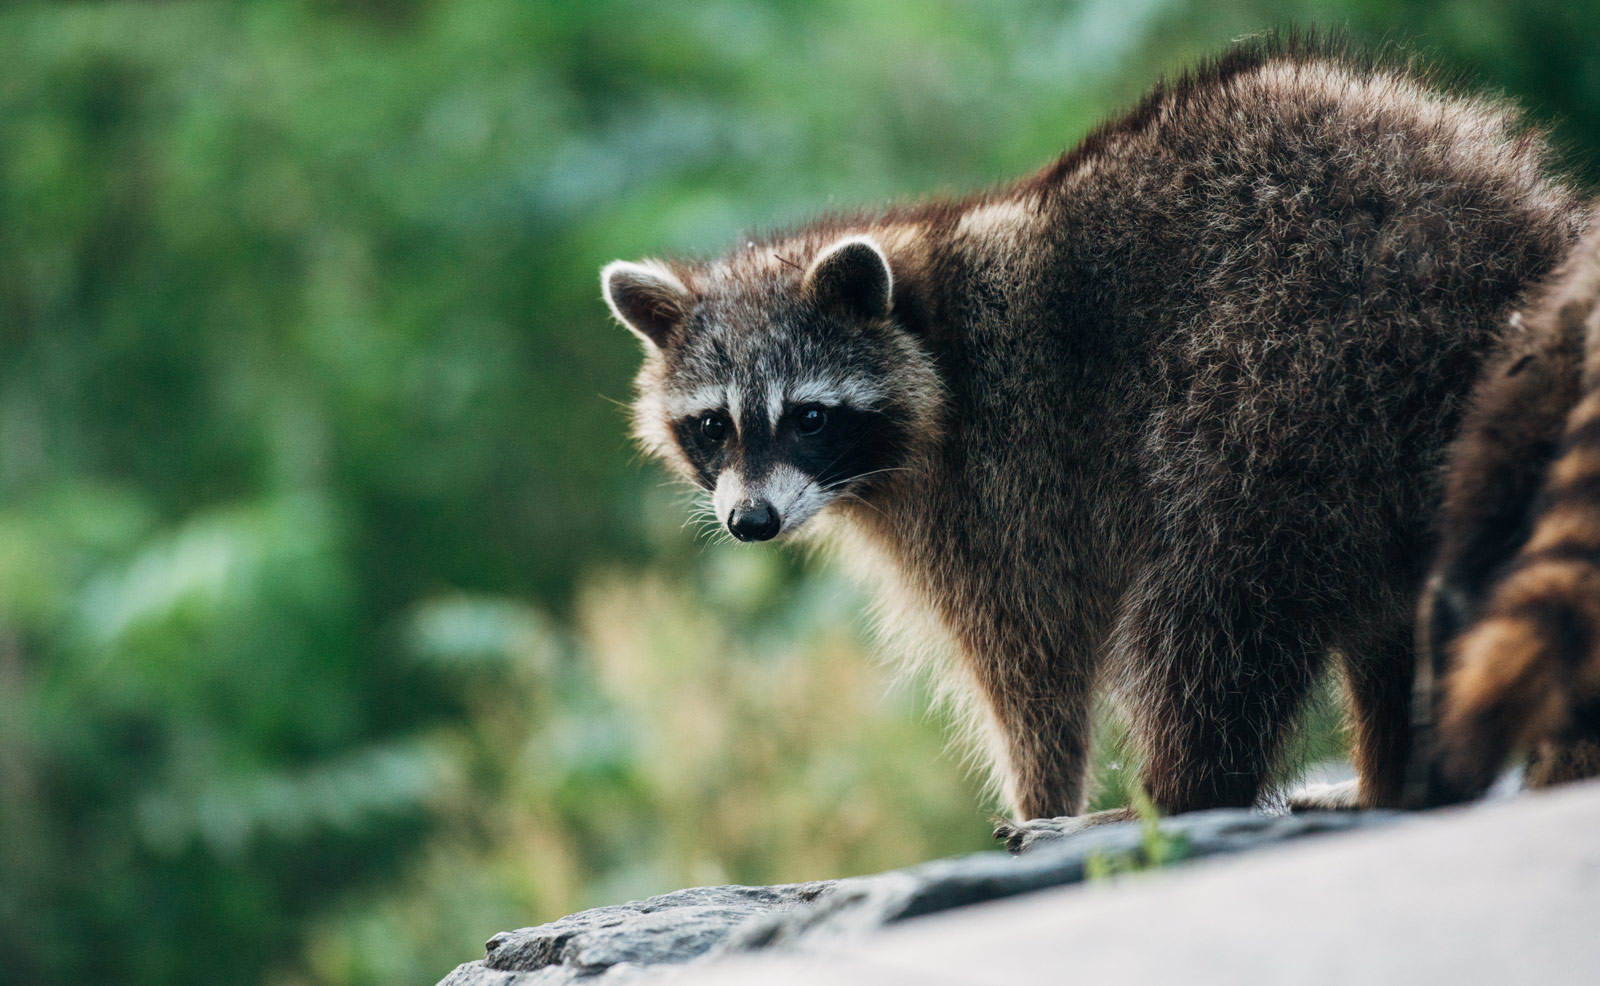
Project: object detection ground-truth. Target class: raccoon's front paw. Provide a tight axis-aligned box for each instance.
[1285,777,1361,812]
[993,807,1138,854]
[993,816,1075,854]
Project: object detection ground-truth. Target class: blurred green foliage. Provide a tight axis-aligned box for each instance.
[1,2,1596,985]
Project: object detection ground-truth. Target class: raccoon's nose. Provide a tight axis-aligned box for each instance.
[728,501,780,542]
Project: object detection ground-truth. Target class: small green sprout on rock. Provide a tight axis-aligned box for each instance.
[1085,787,1190,881]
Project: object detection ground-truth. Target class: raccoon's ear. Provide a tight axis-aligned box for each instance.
[601,260,691,349]
[804,236,892,319]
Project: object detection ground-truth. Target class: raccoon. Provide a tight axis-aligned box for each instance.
[602,36,1584,821]
[1413,221,1600,805]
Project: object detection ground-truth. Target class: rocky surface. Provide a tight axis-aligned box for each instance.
[688,778,1600,985]
[436,806,1405,985]
[446,883,834,985]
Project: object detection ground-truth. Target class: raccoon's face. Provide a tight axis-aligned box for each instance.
[602,235,940,542]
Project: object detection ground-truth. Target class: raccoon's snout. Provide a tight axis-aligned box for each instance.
[728,501,780,542]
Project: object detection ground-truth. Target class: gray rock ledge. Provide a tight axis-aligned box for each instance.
[436,807,1403,985]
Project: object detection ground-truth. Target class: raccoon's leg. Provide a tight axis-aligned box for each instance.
[1336,626,1416,809]
[976,657,1096,820]
[1113,571,1325,814]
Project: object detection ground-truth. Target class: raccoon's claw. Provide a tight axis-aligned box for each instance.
[991,819,1034,854]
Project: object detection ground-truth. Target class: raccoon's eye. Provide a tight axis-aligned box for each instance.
[700,412,729,442]
[795,406,827,436]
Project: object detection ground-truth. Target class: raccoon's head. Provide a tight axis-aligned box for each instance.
[601,233,942,542]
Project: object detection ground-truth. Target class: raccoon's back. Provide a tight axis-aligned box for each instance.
[1019,43,1585,577]
[1046,44,1579,348]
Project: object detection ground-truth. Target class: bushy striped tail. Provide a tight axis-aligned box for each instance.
[1434,227,1600,797]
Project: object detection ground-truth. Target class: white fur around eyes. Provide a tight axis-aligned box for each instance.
[763,377,885,426]
[661,385,744,428]
[674,378,882,431]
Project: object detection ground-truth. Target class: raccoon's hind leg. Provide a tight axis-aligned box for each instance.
[1335,624,1416,809]
[1113,566,1327,814]
[1289,625,1415,812]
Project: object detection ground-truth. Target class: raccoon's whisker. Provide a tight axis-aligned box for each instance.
[810,435,873,485]
[659,476,711,501]
[687,509,723,528]
[824,466,911,489]
[832,490,886,519]
[687,520,730,548]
